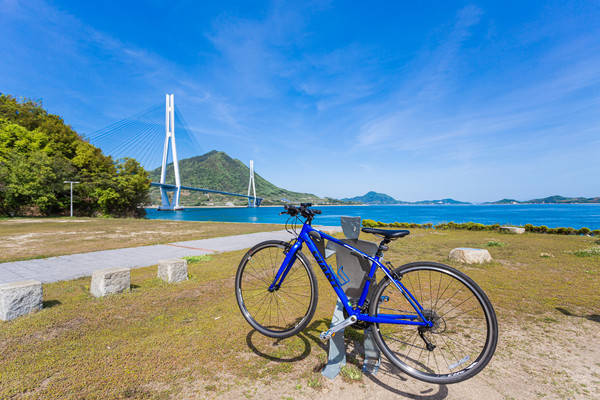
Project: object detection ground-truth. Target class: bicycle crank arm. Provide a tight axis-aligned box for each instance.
[320,315,357,340]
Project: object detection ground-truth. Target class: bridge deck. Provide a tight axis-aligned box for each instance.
[151,182,263,203]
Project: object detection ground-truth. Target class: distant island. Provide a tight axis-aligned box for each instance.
[484,195,600,204]
[340,192,600,205]
[341,191,471,205]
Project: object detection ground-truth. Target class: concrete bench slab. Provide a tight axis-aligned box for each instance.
[501,226,525,234]
[90,267,130,298]
[158,259,188,283]
[449,248,492,264]
[0,280,43,321]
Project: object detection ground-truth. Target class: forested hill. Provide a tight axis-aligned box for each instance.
[149,151,331,206]
[341,191,403,204]
[0,94,150,217]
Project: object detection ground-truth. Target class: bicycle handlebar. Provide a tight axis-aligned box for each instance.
[280,203,321,219]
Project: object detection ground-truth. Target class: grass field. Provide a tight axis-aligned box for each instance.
[0,218,283,262]
[1,228,599,399]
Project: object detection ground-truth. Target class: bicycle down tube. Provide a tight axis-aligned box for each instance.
[269,223,433,327]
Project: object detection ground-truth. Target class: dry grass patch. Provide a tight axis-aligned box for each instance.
[0,217,282,262]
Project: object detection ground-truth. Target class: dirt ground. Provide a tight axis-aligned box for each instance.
[175,313,599,400]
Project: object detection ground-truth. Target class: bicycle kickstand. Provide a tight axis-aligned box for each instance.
[320,315,357,340]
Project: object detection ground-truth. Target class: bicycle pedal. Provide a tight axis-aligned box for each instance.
[320,315,357,340]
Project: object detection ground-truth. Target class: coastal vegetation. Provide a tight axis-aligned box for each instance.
[1,228,597,399]
[362,219,600,236]
[0,95,150,217]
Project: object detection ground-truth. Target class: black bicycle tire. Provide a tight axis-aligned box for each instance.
[235,240,318,339]
[369,261,498,384]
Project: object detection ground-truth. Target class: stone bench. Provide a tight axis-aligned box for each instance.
[449,248,492,264]
[158,259,188,283]
[91,267,130,298]
[500,226,525,234]
[0,280,43,321]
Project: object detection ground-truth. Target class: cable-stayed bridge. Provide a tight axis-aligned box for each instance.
[87,94,262,209]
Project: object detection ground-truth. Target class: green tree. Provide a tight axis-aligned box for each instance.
[0,94,150,217]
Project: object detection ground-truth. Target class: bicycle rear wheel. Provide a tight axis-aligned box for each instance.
[370,262,498,384]
[235,240,318,339]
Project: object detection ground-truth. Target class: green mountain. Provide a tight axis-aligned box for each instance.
[341,191,404,204]
[341,192,471,205]
[486,195,600,204]
[413,198,471,205]
[148,150,332,206]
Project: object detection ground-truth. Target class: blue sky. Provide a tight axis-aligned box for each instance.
[1,0,599,202]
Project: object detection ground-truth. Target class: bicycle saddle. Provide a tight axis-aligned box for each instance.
[361,228,410,239]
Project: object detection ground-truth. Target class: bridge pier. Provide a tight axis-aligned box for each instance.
[158,185,183,211]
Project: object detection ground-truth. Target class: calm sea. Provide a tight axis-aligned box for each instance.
[145,204,600,230]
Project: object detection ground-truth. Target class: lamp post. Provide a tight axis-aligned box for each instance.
[64,181,80,217]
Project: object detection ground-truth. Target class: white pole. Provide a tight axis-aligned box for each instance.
[64,181,80,217]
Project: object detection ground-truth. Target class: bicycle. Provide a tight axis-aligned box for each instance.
[235,203,498,384]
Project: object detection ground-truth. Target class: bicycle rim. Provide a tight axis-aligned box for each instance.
[371,262,497,384]
[235,241,317,338]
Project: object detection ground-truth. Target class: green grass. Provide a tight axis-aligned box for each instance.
[486,240,506,247]
[182,255,212,263]
[1,228,598,398]
[573,246,600,257]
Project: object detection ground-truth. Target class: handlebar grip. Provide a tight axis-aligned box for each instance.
[313,209,322,215]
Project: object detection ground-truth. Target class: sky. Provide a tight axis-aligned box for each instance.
[1,0,599,202]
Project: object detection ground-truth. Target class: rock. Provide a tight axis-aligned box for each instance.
[0,280,43,321]
[540,252,554,258]
[500,226,525,234]
[158,259,188,283]
[449,248,492,264]
[90,267,130,298]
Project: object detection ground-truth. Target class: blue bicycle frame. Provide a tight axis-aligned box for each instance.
[268,222,433,327]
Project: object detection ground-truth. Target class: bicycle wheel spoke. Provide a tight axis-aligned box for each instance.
[373,264,497,383]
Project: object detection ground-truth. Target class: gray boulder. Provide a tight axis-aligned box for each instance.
[90,267,130,298]
[157,259,188,283]
[449,248,492,264]
[0,280,43,321]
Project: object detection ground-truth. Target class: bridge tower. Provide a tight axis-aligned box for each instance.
[158,94,183,210]
[247,160,257,207]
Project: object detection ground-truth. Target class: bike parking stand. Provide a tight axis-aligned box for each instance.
[321,299,381,379]
[321,216,381,380]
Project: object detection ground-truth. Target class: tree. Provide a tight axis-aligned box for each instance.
[0,94,150,216]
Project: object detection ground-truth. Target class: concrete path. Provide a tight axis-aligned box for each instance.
[0,227,341,284]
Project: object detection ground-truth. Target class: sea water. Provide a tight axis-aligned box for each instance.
[145,204,600,230]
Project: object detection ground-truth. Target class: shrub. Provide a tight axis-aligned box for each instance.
[577,227,591,235]
[375,221,388,227]
[593,230,600,236]
[362,219,377,228]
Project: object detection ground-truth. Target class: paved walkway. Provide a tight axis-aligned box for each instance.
[0,227,341,284]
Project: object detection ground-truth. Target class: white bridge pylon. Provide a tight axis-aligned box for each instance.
[248,160,257,207]
[158,94,183,210]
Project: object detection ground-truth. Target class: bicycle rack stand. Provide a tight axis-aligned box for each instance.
[321,217,381,380]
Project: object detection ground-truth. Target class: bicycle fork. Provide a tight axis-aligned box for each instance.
[268,240,301,292]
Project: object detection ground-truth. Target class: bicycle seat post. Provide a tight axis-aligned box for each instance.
[375,238,391,258]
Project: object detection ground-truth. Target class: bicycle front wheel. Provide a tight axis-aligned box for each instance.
[370,262,498,384]
[235,240,318,339]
